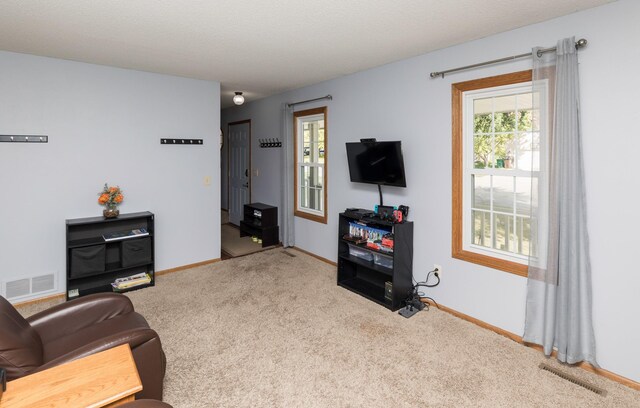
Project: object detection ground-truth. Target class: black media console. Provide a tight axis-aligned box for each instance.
[337,211,413,311]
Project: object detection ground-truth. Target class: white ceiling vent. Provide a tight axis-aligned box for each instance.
[3,273,57,301]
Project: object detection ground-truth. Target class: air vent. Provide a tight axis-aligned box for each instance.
[5,279,30,299]
[539,363,607,396]
[3,273,56,301]
[32,274,55,293]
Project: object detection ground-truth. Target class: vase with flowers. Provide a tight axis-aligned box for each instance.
[98,183,124,218]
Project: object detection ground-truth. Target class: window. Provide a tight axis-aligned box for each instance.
[294,107,327,223]
[452,71,542,276]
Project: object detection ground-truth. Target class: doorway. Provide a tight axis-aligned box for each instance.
[221,119,267,259]
[227,120,251,226]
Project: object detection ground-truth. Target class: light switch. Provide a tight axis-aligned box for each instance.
[203,176,211,186]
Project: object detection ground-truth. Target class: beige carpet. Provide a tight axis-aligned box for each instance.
[19,249,640,407]
[220,223,275,257]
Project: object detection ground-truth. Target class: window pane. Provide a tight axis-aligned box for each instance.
[515,177,533,216]
[302,143,311,163]
[306,187,323,212]
[493,94,516,132]
[300,186,323,212]
[517,109,533,132]
[517,215,536,257]
[472,210,491,248]
[300,165,324,189]
[474,98,492,133]
[516,132,531,170]
[473,135,492,168]
[300,186,309,208]
[299,166,309,187]
[494,213,510,251]
[299,165,324,212]
[507,216,516,253]
[492,176,514,213]
[472,175,490,210]
[494,133,515,169]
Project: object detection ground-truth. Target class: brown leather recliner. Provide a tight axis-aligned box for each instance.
[0,293,165,400]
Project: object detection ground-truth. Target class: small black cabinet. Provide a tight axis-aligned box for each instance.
[240,203,279,247]
[337,212,413,311]
[66,211,155,300]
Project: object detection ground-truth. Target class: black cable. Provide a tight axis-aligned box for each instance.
[405,268,441,312]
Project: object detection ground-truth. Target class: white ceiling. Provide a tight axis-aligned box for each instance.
[0,0,614,108]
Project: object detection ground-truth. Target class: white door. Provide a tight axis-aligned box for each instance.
[228,121,250,225]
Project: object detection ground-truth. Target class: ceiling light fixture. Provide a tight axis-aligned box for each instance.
[233,91,245,105]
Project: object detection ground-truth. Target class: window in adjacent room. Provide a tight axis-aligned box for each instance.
[452,71,543,276]
[294,107,327,223]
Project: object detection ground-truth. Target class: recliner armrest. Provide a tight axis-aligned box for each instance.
[27,293,135,343]
[36,327,160,372]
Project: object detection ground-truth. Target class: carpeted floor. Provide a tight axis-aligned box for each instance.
[19,249,640,407]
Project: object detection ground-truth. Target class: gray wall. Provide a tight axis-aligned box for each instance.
[222,0,640,383]
[0,51,221,300]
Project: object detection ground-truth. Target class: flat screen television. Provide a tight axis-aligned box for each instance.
[345,141,407,187]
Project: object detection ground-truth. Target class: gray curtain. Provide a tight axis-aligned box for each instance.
[523,37,597,366]
[281,103,295,247]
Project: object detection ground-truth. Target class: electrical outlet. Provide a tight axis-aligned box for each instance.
[434,264,442,275]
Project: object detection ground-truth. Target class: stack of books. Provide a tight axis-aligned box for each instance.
[111,273,151,292]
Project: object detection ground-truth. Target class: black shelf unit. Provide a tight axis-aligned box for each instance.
[65,211,155,300]
[240,203,279,247]
[337,212,413,311]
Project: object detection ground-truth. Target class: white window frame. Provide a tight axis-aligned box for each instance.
[294,107,327,223]
[461,81,547,266]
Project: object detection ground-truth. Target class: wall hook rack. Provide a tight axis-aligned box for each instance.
[161,138,203,145]
[0,135,48,143]
[259,138,282,148]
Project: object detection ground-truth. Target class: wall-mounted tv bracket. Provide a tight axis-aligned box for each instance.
[0,134,48,143]
[259,138,282,148]
[161,139,203,145]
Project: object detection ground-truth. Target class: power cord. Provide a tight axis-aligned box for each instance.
[405,267,441,312]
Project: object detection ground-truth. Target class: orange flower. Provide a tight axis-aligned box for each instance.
[115,194,124,203]
[98,194,109,204]
[109,186,118,193]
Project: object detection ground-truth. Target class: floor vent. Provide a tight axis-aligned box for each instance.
[539,363,607,396]
[282,250,297,257]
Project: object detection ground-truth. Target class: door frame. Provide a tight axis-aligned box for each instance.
[227,119,252,219]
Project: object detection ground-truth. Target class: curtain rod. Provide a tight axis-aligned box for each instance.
[287,94,332,108]
[429,38,587,79]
